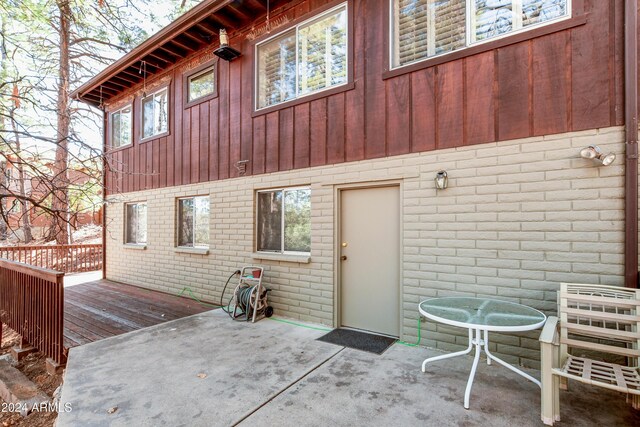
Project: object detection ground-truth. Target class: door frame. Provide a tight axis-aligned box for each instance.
[333,180,404,337]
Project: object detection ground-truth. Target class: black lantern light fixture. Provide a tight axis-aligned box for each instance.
[214,28,241,61]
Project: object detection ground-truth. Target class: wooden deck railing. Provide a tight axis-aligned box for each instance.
[0,244,103,273]
[0,258,66,366]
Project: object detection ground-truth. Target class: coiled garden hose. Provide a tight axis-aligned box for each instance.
[235,285,256,313]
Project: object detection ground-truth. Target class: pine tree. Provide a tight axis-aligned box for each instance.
[0,0,198,243]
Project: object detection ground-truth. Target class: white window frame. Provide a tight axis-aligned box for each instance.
[125,202,147,245]
[254,2,349,111]
[110,104,132,149]
[140,86,169,140]
[389,0,571,70]
[176,195,209,249]
[256,186,311,255]
[187,65,216,103]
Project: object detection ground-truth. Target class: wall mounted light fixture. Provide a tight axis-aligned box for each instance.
[214,29,241,61]
[435,170,448,190]
[579,145,616,166]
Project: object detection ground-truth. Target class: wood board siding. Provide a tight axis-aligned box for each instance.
[105,0,624,195]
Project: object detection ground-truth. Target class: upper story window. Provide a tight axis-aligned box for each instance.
[391,0,569,68]
[125,202,147,245]
[256,3,348,111]
[256,187,311,254]
[177,196,209,248]
[187,65,215,103]
[110,105,132,149]
[141,87,168,140]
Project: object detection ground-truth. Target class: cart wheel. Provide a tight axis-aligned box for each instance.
[265,306,274,318]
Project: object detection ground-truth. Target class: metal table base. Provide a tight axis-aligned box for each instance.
[421,328,541,409]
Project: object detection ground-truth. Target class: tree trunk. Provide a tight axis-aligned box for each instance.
[8,108,32,243]
[0,19,8,241]
[52,0,71,245]
[0,160,7,241]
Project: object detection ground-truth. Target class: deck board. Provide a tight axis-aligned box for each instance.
[64,280,211,349]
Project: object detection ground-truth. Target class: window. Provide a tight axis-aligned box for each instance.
[391,0,569,68]
[141,87,168,139]
[177,196,209,248]
[257,187,310,254]
[256,3,348,110]
[9,199,21,214]
[110,105,132,148]
[187,66,215,103]
[125,202,147,244]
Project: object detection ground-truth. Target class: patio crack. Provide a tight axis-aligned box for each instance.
[231,347,345,426]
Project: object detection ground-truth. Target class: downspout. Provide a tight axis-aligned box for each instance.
[102,109,107,280]
[624,0,638,288]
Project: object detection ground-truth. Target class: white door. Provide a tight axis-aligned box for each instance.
[340,186,400,337]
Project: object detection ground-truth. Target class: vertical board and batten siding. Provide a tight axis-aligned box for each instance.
[105,0,624,195]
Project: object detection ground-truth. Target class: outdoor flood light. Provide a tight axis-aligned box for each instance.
[214,29,241,61]
[579,145,616,166]
[435,170,448,190]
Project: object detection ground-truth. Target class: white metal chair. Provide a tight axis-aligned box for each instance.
[539,283,640,425]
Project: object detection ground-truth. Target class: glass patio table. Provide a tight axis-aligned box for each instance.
[418,297,546,409]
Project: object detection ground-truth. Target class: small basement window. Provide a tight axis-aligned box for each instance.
[391,0,570,69]
[110,105,132,149]
[141,87,168,140]
[177,196,209,248]
[125,202,147,244]
[187,65,215,103]
[256,187,310,254]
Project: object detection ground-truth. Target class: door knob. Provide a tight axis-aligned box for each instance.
[340,255,347,261]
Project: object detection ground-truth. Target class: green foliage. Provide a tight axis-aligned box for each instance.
[68,175,101,214]
[284,189,311,253]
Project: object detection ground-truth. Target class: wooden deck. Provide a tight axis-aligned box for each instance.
[64,280,212,348]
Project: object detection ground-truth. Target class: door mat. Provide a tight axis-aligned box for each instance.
[317,328,396,355]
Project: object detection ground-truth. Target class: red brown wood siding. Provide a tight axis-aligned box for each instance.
[105,0,624,195]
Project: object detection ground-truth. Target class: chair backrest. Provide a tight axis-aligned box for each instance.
[559,283,640,360]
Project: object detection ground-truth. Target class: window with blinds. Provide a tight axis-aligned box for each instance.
[391,0,569,68]
[256,3,348,110]
[257,31,297,109]
[110,105,132,149]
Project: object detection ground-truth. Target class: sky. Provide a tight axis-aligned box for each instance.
[3,0,202,160]
[72,0,202,153]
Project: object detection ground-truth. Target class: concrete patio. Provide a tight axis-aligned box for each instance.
[57,310,640,427]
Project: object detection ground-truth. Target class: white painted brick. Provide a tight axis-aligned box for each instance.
[105,125,626,367]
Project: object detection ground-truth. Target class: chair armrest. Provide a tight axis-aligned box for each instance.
[539,316,559,345]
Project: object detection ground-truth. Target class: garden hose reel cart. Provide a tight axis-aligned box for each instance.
[231,266,273,322]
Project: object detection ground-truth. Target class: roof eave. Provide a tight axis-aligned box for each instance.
[70,0,231,103]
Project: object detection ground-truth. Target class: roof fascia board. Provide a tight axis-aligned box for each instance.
[71,0,232,101]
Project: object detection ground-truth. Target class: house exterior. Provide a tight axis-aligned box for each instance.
[0,157,101,240]
[72,0,639,367]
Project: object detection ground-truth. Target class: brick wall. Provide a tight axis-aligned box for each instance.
[105,126,626,367]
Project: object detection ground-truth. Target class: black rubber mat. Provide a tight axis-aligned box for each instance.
[317,328,396,355]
